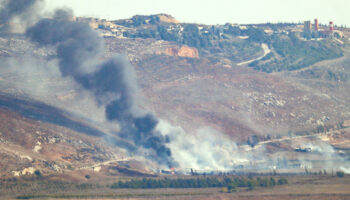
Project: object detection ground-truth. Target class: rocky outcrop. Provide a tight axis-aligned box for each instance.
[164,46,199,58]
[157,14,180,24]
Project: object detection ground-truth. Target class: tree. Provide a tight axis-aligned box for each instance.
[224,25,241,36]
[323,169,327,175]
[336,171,345,178]
[247,181,255,190]
[182,24,201,48]
[277,178,288,185]
[247,135,259,147]
[34,170,42,177]
[244,27,269,43]
[157,25,178,41]
[227,183,237,193]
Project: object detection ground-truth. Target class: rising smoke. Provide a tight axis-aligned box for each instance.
[0,0,175,167]
[25,8,176,167]
[0,0,37,23]
[2,0,349,174]
[157,121,241,171]
[0,0,248,171]
[0,0,42,31]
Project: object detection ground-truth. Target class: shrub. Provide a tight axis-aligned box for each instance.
[34,170,42,177]
[336,171,345,178]
[247,181,255,190]
[227,183,237,192]
[220,187,228,193]
[277,178,288,185]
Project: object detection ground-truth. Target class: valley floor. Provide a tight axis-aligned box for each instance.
[2,175,350,200]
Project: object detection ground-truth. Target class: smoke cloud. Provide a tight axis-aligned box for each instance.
[157,120,259,171]
[0,0,269,172]
[3,0,349,174]
[0,0,42,31]
[0,0,37,23]
[25,8,175,167]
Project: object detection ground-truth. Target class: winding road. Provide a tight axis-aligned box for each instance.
[237,43,271,66]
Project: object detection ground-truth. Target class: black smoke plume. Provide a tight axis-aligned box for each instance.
[25,9,176,167]
[0,0,41,26]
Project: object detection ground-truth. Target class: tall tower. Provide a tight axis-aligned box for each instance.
[304,21,311,33]
[314,19,319,31]
[329,21,334,32]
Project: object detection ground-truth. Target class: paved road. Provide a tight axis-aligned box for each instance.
[237,43,271,66]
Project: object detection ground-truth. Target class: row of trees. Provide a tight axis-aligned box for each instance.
[110,177,288,191]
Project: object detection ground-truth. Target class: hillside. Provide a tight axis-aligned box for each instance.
[1,14,350,179]
[0,93,158,179]
[99,21,350,138]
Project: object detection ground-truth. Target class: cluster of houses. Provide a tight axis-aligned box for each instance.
[74,16,346,42]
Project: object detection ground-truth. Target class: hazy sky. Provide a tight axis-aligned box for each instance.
[46,0,350,26]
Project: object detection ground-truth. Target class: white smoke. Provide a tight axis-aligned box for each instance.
[0,55,120,132]
[157,120,250,171]
[295,139,350,174]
